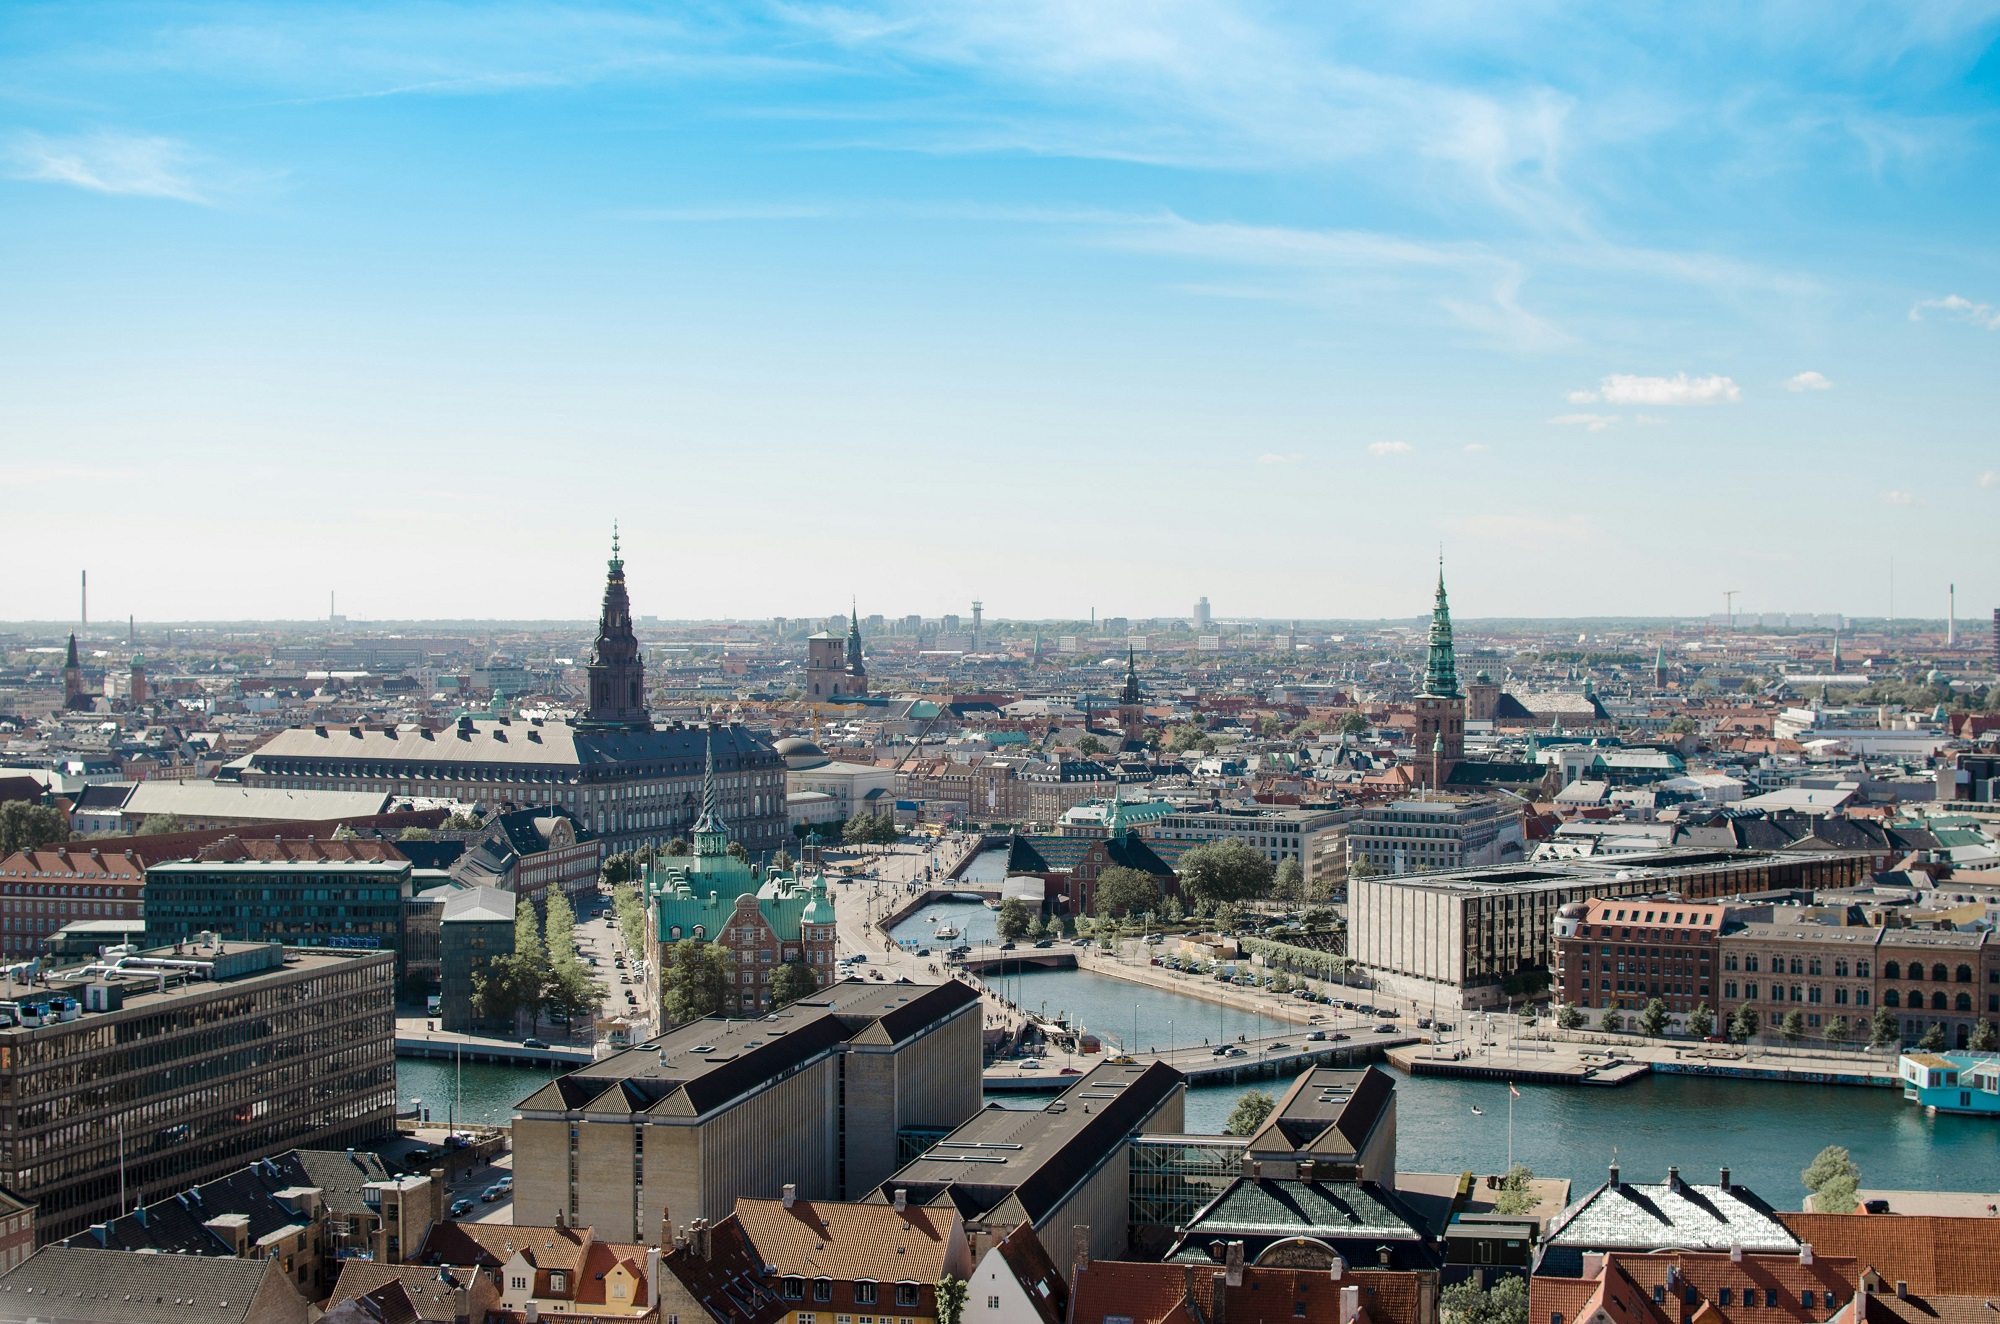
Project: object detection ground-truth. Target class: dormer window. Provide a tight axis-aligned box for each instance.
[784,1278,806,1300]
[551,1272,567,1294]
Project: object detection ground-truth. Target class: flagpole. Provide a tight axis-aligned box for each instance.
[1508,1082,1515,1175]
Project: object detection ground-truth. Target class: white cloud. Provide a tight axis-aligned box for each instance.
[1368,440,1414,456]
[1463,443,1490,453]
[1784,370,1833,391]
[1257,451,1304,465]
[1979,471,2000,489]
[1548,413,1618,432]
[1880,489,1919,507]
[5,132,210,203]
[1910,295,2000,329]
[1568,373,1741,405]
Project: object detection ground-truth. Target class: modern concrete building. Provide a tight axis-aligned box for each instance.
[1156,803,1356,886]
[511,978,983,1243]
[0,940,395,1242]
[1345,798,1525,877]
[875,1059,1185,1279]
[1348,849,1871,1009]
[143,838,414,960]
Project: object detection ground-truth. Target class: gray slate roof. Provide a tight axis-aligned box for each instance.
[0,1246,284,1324]
[1540,1176,1796,1272]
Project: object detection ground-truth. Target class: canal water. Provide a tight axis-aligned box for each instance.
[397,899,2000,1205]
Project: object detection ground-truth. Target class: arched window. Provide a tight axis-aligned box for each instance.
[1958,965,1974,984]
[1956,993,1973,1012]
[1884,990,1900,1007]
[1931,991,1949,1011]
[1934,963,1950,982]
[1884,961,1900,980]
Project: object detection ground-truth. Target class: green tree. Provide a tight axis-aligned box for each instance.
[1781,1009,1806,1044]
[1556,1004,1585,1031]
[601,851,637,887]
[544,958,603,1031]
[1271,858,1306,904]
[1802,1146,1860,1214]
[441,811,484,829]
[1666,716,1698,736]
[1728,1005,1760,1043]
[769,959,819,1010]
[1972,1019,1999,1052]
[1638,999,1670,1037]
[545,890,578,966]
[1441,1274,1529,1324]
[613,883,648,957]
[1047,915,1067,940]
[1027,913,1046,939]
[1740,678,1762,695]
[331,823,360,841]
[1178,839,1276,908]
[1097,916,1121,950]
[1077,734,1106,756]
[396,825,433,841]
[1918,1022,1947,1052]
[1336,713,1368,737]
[727,840,750,862]
[1869,1005,1899,1048]
[1095,866,1162,919]
[1686,1001,1715,1038]
[996,898,1033,942]
[0,801,69,854]
[934,1278,967,1324]
[1224,1090,1276,1136]
[1494,1164,1536,1215]
[1824,1015,1850,1045]
[771,849,794,874]
[135,812,184,836]
[470,953,543,1029]
[662,939,734,1025]
[664,837,690,856]
[1600,1008,1625,1033]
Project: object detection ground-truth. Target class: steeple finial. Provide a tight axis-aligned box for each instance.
[692,724,727,851]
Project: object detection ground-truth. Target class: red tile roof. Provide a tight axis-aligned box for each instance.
[1778,1215,2000,1297]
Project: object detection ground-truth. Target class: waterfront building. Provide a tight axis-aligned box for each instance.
[1535,1165,1797,1276]
[241,547,789,857]
[660,1194,971,1324]
[144,837,413,961]
[1532,1247,1856,1324]
[1895,1052,2000,1114]
[0,940,394,1242]
[0,1245,312,1324]
[1013,760,1122,827]
[1550,897,1727,1017]
[876,1060,1184,1279]
[1345,799,1524,877]
[643,747,838,1014]
[439,886,516,1034]
[510,979,982,1242]
[0,844,145,960]
[1156,803,1356,887]
[1349,849,1870,1010]
[63,1148,433,1301]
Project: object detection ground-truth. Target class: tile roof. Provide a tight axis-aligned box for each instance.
[1777,1214,2000,1296]
[1532,1249,1858,1324]
[1068,1259,1429,1324]
[419,1222,595,1275]
[736,1197,953,1284]
[1177,1179,1430,1247]
[63,1148,396,1253]
[660,1215,789,1324]
[989,1221,1067,1324]
[328,1263,489,1324]
[0,1245,286,1324]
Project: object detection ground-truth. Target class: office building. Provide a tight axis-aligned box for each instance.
[1345,798,1524,876]
[240,547,789,856]
[876,1060,1184,1278]
[0,940,394,1241]
[511,979,982,1242]
[1551,897,1728,1019]
[439,886,516,1034]
[143,838,413,959]
[1348,849,1871,1009]
[1157,803,1356,887]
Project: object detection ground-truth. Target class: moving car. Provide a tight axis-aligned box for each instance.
[522,1038,548,1049]
[450,1198,474,1217]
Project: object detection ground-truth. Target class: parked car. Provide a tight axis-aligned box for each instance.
[481,1184,507,1202]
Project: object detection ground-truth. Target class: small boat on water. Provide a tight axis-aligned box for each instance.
[934,925,961,940]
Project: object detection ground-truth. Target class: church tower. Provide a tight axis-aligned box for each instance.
[579,529,651,729]
[1413,562,1464,786]
[844,603,867,694]
[62,633,86,711]
[1117,647,1145,743]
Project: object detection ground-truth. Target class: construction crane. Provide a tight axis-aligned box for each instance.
[1723,590,1739,633]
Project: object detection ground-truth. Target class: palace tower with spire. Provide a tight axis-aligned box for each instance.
[579,528,651,730]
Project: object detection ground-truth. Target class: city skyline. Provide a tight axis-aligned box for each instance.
[4,5,1998,620]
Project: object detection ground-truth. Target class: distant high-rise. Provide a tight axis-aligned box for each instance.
[971,600,983,652]
[1193,596,1211,627]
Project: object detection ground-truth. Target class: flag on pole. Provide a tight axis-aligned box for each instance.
[1509,1083,1521,1099]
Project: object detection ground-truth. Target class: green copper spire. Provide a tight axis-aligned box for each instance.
[1421,560,1461,699]
[692,725,729,857]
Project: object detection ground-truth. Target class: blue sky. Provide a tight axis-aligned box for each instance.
[4,2,1998,625]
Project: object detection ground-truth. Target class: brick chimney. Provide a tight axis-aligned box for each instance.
[1072,1226,1092,1281]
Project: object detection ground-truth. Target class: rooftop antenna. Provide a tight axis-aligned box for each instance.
[81,570,87,630]
[1723,590,1738,635]
[1948,584,1956,648]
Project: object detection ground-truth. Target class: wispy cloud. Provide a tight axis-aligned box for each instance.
[1977,471,1998,489]
[1568,373,1741,405]
[1784,370,1833,392]
[1909,295,2000,329]
[1548,413,1618,432]
[5,132,211,203]
[1368,441,1414,456]
[1880,489,1919,507]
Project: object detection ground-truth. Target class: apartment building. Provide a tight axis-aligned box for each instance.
[1349,849,1870,1010]
[1716,921,1998,1049]
[511,979,982,1243]
[0,940,395,1241]
[1346,798,1525,877]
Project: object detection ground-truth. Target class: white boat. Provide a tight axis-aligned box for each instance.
[934,925,961,940]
